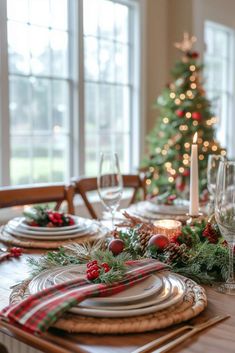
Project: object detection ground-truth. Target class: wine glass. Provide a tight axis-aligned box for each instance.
[207,154,224,215]
[97,152,123,228]
[215,160,235,295]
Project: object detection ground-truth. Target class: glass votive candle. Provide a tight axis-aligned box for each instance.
[153,219,182,239]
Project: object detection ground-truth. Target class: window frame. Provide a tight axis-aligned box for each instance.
[0,0,141,186]
[204,20,235,159]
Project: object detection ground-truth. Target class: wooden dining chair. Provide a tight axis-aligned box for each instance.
[0,183,75,214]
[72,174,146,219]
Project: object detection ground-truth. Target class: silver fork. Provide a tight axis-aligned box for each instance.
[131,315,230,353]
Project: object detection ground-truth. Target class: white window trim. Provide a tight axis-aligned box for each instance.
[0,0,142,186]
[204,20,235,159]
[0,0,10,186]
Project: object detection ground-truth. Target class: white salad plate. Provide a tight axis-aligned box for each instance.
[20,216,81,232]
[80,275,171,310]
[145,202,189,215]
[54,270,163,304]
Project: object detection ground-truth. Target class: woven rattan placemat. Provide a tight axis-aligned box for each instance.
[10,275,207,334]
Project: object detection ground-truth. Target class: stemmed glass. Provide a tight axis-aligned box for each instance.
[207,154,224,215]
[215,160,235,295]
[97,152,123,228]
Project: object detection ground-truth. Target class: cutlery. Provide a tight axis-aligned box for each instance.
[132,314,230,353]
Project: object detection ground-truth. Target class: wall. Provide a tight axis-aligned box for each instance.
[142,0,168,136]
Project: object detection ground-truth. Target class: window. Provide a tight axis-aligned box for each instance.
[204,21,235,158]
[0,0,140,186]
[7,0,70,185]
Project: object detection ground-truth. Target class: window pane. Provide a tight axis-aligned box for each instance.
[84,37,99,80]
[10,136,31,185]
[31,78,51,131]
[52,80,69,132]
[98,0,115,40]
[115,43,129,83]
[7,0,70,185]
[99,39,115,82]
[98,84,114,131]
[29,0,50,27]
[115,3,129,43]
[114,86,130,133]
[30,27,50,75]
[85,83,99,133]
[32,137,51,183]
[84,0,132,175]
[7,0,28,22]
[51,30,68,77]
[83,0,99,35]
[8,22,30,74]
[51,0,68,30]
[9,76,31,132]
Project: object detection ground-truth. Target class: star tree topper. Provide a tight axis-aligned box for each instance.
[174,32,197,52]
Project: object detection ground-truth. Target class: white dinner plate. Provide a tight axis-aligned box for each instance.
[8,217,89,235]
[70,274,185,317]
[6,222,91,238]
[29,265,163,305]
[4,224,97,240]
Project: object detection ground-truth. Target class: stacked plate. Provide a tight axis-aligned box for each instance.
[126,201,189,221]
[3,216,97,241]
[28,265,186,318]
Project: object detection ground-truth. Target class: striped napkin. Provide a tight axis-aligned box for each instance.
[0,259,167,334]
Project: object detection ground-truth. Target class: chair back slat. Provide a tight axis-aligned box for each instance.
[73,174,146,219]
[0,184,75,214]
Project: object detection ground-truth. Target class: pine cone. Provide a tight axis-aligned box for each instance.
[202,223,220,243]
[164,243,189,264]
[137,230,153,252]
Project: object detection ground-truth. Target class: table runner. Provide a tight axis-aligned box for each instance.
[0,259,167,335]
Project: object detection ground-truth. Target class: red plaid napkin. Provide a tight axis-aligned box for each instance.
[0,259,167,334]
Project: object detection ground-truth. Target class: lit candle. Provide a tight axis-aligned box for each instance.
[153,219,182,239]
[189,132,199,215]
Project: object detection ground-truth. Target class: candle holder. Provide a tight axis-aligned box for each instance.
[186,212,204,226]
[153,219,182,240]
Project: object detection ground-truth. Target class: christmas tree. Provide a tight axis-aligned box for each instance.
[142,33,226,202]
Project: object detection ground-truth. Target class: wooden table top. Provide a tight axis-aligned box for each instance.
[0,250,234,353]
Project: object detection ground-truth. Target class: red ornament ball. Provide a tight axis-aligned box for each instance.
[176,109,184,118]
[148,234,170,252]
[182,169,190,177]
[108,239,125,255]
[192,112,202,120]
[191,51,199,59]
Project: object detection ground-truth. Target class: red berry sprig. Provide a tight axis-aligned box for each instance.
[9,247,23,258]
[0,247,23,263]
[86,260,111,281]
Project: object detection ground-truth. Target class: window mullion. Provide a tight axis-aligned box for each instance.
[70,0,85,177]
[0,0,10,186]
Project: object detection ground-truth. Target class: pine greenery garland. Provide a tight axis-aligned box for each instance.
[27,220,232,285]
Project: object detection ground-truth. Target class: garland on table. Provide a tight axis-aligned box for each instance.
[28,214,231,285]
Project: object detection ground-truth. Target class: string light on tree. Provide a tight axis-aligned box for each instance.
[142,33,226,199]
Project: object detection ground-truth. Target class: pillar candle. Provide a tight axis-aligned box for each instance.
[189,132,199,215]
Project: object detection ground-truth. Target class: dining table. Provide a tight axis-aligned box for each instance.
[0,245,234,353]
